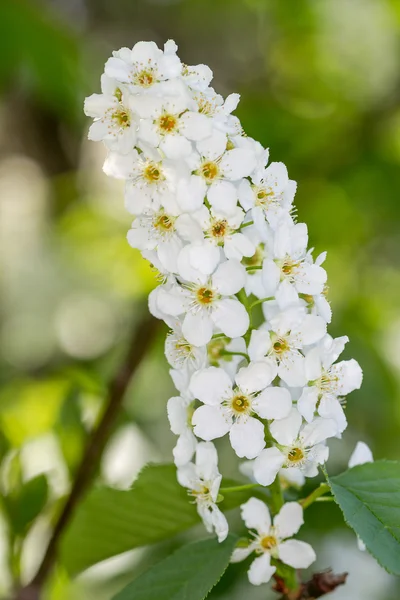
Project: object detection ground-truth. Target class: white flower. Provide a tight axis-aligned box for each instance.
[177,442,228,542]
[165,319,207,372]
[105,40,182,94]
[190,364,292,459]
[231,498,315,585]
[191,88,241,133]
[298,335,363,432]
[253,409,338,486]
[156,260,249,346]
[248,311,327,387]
[135,95,213,159]
[167,395,197,466]
[189,206,256,262]
[238,161,297,230]
[84,74,137,153]
[261,221,327,298]
[177,130,256,215]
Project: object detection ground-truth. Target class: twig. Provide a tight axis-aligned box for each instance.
[13,313,159,600]
[274,569,348,599]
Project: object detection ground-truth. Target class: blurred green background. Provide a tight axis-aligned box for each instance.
[0,0,400,598]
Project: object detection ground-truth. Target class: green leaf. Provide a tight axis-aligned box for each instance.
[4,474,48,535]
[61,464,253,575]
[61,464,198,575]
[329,460,400,575]
[112,535,238,600]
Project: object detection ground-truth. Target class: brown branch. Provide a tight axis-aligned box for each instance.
[13,313,160,600]
[274,570,348,599]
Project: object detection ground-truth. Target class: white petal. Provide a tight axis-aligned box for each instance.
[167,396,188,434]
[348,441,373,468]
[160,134,192,159]
[192,405,231,440]
[293,315,326,346]
[248,554,276,586]
[253,387,292,420]
[180,111,212,140]
[157,286,187,316]
[229,418,265,459]
[295,264,327,295]
[278,352,306,387]
[220,148,256,180]
[197,129,227,159]
[304,347,322,381]
[301,417,338,447]
[173,431,197,466]
[270,409,302,446]
[211,299,249,338]
[213,260,246,295]
[318,397,347,433]
[278,540,316,569]
[182,311,213,346]
[231,545,255,563]
[274,502,304,539]
[248,329,272,361]
[88,119,109,141]
[225,233,255,260]
[176,175,206,212]
[189,367,232,405]
[297,387,319,423]
[177,462,197,489]
[262,260,280,297]
[195,441,219,480]
[210,506,229,542]
[188,241,221,275]
[253,447,285,486]
[207,181,238,215]
[241,497,271,532]
[237,179,254,211]
[235,360,277,394]
[333,359,363,395]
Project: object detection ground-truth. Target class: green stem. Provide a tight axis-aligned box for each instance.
[264,424,284,513]
[299,483,331,509]
[240,220,254,229]
[220,350,249,361]
[249,296,274,310]
[246,265,262,271]
[220,483,260,494]
[237,289,253,340]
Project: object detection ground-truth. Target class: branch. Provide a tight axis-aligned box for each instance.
[13,312,160,600]
[274,569,348,599]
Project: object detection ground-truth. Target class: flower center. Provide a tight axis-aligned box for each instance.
[272,337,290,355]
[111,108,131,128]
[231,394,250,415]
[196,287,214,305]
[143,163,164,183]
[198,98,214,115]
[260,535,277,550]
[135,69,155,88]
[201,161,219,183]
[158,113,178,133]
[287,447,305,464]
[254,186,274,207]
[154,213,175,233]
[210,219,228,239]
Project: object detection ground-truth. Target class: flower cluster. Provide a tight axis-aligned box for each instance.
[85,39,363,587]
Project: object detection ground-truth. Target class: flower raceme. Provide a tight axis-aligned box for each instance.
[85,39,362,589]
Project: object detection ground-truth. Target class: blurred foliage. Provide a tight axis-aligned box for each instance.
[0,0,400,598]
